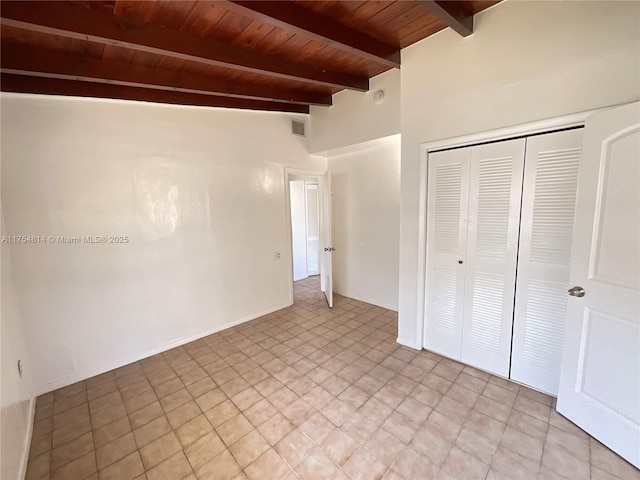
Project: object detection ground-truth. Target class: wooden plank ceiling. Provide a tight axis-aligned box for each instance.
[0,1,499,114]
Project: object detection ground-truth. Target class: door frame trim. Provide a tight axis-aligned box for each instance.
[284,167,326,307]
[411,106,617,351]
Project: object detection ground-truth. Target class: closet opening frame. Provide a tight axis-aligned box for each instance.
[410,107,614,354]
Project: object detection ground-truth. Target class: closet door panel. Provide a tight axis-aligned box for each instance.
[512,129,583,395]
[424,148,471,360]
[461,139,526,377]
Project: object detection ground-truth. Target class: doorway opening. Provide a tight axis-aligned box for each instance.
[290,177,320,282]
[285,169,333,308]
[290,176,322,305]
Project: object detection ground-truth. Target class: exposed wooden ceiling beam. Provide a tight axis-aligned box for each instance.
[225,1,400,68]
[0,1,369,91]
[0,74,310,114]
[0,43,332,107]
[418,1,473,37]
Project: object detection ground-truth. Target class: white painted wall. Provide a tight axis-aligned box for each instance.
[1,208,35,480]
[0,93,325,394]
[290,180,307,281]
[397,0,640,347]
[329,135,401,311]
[309,68,401,154]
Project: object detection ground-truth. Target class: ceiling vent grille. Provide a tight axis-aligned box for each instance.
[291,119,306,137]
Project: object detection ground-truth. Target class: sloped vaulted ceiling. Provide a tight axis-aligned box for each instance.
[0,1,499,113]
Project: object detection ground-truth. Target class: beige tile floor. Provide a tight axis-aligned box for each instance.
[26,276,639,480]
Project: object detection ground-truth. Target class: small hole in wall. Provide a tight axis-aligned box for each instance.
[17,359,23,378]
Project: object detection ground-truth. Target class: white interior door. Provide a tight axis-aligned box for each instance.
[557,102,640,468]
[320,170,333,308]
[512,129,583,395]
[290,180,308,281]
[305,184,320,275]
[424,147,471,360]
[461,139,525,377]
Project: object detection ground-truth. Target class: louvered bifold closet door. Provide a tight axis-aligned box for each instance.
[461,139,526,377]
[511,129,583,395]
[424,148,471,360]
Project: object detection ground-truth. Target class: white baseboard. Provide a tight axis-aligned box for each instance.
[334,289,398,312]
[18,396,36,480]
[396,336,421,351]
[33,303,290,396]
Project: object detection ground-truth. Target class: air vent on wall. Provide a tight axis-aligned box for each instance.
[291,119,306,137]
